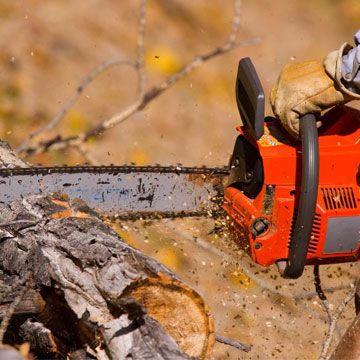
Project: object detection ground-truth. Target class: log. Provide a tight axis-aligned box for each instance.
[19,319,58,355]
[0,143,214,359]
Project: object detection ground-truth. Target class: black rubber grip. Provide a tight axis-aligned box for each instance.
[283,114,319,279]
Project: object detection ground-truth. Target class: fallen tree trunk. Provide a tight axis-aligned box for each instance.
[0,143,214,359]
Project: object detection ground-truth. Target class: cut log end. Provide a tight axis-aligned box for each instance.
[124,275,215,359]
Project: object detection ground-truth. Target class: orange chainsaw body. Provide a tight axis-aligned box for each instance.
[223,106,360,267]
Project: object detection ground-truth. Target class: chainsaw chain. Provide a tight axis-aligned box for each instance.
[0,165,229,176]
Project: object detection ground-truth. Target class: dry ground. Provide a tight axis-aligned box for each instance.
[0,1,359,359]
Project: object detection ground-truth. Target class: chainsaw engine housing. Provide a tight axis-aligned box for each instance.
[224,58,360,273]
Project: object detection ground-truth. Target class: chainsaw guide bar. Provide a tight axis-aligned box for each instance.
[0,165,229,221]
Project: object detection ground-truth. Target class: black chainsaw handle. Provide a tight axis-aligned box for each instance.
[283,114,319,279]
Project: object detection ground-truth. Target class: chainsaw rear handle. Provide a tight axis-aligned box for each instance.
[283,113,319,279]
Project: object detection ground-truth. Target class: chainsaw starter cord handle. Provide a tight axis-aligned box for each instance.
[283,113,319,279]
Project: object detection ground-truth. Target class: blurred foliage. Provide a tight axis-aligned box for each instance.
[0,3,15,18]
[146,47,182,74]
[130,148,148,165]
[64,110,89,135]
[0,83,20,100]
[338,0,360,24]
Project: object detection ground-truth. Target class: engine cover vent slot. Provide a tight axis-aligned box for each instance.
[288,211,322,255]
[321,187,357,210]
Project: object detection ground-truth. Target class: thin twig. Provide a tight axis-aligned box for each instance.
[20,0,259,157]
[0,272,32,343]
[136,0,147,97]
[215,334,251,353]
[314,265,356,360]
[320,292,355,360]
[17,58,135,154]
[18,1,146,157]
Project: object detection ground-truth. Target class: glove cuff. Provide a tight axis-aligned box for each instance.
[324,42,360,99]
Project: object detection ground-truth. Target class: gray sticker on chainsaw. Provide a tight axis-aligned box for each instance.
[323,216,360,254]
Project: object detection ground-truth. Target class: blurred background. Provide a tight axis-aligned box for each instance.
[0,1,359,359]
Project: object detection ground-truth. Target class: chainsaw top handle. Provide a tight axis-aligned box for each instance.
[282,113,319,278]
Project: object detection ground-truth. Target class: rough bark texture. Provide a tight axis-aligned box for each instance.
[0,141,28,169]
[0,143,214,359]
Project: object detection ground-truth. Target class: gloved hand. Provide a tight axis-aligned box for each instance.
[270,31,360,138]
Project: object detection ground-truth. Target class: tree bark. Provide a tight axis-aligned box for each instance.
[0,143,214,359]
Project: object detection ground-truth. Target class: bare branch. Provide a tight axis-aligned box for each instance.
[138,0,242,105]
[136,0,147,97]
[17,0,147,158]
[314,266,356,360]
[225,0,242,47]
[320,291,355,360]
[16,59,135,154]
[19,0,260,158]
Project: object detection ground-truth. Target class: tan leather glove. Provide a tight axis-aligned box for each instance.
[270,43,360,138]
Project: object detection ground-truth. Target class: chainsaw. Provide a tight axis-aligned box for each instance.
[0,58,358,279]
